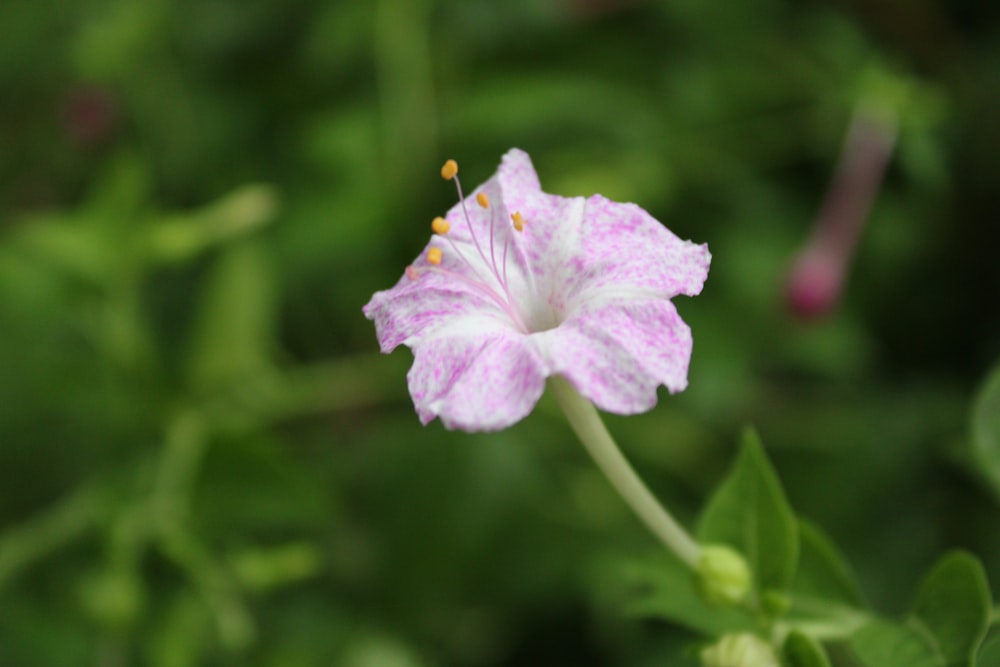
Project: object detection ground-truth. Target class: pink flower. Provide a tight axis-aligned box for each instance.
[363,149,710,431]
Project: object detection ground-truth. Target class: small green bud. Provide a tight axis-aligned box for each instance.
[701,633,780,667]
[761,590,791,618]
[78,568,145,631]
[696,544,752,606]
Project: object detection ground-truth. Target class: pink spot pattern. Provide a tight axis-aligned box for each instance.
[363,149,711,431]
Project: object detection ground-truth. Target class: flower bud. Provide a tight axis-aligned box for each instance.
[696,544,752,606]
[761,590,791,618]
[701,633,779,667]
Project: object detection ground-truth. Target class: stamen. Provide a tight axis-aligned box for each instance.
[486,195,501,290]
[511,211,525,232]
[425,263,530,333]
[405,265,419,281]
[431,216,450,234]
[440,159,458,180]
[501,230,511,287]
[429,158,533,333]
[452,173,493,279]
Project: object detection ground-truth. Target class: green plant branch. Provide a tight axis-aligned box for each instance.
[158,526,255,651]
[0,482,110,590]
[775,611,872,642]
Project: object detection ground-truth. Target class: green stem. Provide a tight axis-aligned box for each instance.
[548,377,701,567]
[0,483,108,590]
[775,612,871,642]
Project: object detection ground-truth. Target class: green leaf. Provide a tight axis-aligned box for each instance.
[850,552,992,667]
[9,214,110,285]
[82,151,152,224]
[697,428,799,593]
[971,362,1000,499]
[850,619,943,667]
[911,551,992,667]
[147,184,279,264]
[977,626,1000,666]
[623,554,754,636]
[792,520,864,608]
[783,630,832,667]
[785,520,868,643]
[145,591,213,667]
[229,542,322,593]
[185,240,276,392]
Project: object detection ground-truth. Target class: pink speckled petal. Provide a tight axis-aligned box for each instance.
[560,195,711,309]
[408,323,547,431]
[362,275,505,354]
[496,148,542,198]
[533,297,693,414]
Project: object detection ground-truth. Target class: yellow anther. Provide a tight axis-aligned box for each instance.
[427,247,443,265]
[476,192,489,208]
[440,159,458,180]
[511,211,525,232]
[431,216,450,234]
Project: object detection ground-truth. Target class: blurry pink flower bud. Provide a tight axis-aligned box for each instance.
[786,103,897,320]
[62,85,119,148]
[786,247,846,319]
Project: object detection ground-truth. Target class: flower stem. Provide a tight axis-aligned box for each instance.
[548,377,701,568]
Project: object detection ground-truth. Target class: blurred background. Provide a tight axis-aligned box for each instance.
[0,0,998,665]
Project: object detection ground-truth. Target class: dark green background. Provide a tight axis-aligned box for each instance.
[0,0,997,664]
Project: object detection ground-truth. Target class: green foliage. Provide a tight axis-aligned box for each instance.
[624,553,755,636]
[1,0,998,664]
[698,429,799,596]
[783,630,832,667]
[850,620,943,667]
[910,552,992,666]
[186,240,277,392]
[978,627,1000,667]
[851,551,993,667]
[791,520,864,609]
[638,430,997,667]
[972,363,1000,499]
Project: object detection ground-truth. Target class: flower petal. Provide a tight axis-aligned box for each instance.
[363,279,497,353]
[497,148,542,198]
[408,321,547,431]
[533,297,693,414]
[574,195,710,300]
[363,228,528,351]
[540,195,710,315]
[489,153,710,323]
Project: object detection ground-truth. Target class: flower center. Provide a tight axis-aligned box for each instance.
[407,159,534,333]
